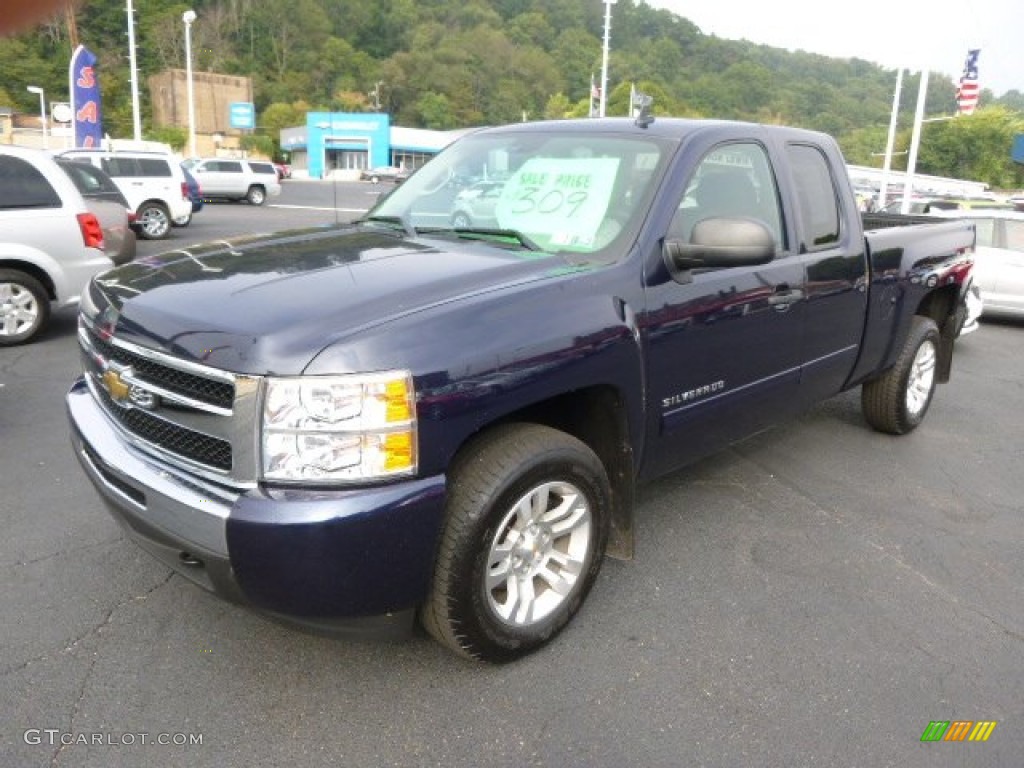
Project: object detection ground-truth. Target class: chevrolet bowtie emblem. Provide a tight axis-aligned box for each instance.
[102,369,130,401]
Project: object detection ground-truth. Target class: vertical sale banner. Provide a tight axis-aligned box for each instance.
[69,45,103,148]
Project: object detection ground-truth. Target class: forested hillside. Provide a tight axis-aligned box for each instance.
[3,0,1023,187]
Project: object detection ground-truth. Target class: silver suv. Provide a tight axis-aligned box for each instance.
[57,149,193,240]
[0,146,113,345]
[184,158,282,205]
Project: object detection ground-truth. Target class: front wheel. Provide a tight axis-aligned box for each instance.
[0,269,50,346]
[421,424,611,662]
[862,315,940,434]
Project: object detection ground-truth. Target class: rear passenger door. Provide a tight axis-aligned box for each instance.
[784,143,868,404]
[100,156,145,211]
[199,160,245,197]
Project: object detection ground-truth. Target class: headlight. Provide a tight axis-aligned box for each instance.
[261,371,416,483]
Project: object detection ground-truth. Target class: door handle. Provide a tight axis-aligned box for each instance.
[768,286,804,308]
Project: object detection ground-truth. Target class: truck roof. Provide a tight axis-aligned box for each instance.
[485,116,836,145]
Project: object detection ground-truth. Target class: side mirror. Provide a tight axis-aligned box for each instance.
[664,216,775,273]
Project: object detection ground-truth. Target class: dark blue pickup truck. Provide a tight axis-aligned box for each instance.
[67,117,975,661]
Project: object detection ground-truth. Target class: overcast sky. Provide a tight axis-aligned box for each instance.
[644,0,1023,97]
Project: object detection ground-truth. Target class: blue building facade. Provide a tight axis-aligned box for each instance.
[302,112,391,179]
[280,113,468,179]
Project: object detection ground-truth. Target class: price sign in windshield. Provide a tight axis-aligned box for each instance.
[495,158,620,249]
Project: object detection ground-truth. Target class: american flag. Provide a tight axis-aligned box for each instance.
[956,49,981,116]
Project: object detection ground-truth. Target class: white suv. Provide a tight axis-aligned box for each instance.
[57,149,193,240]
[0,146,113,345]
[184,158,281,205]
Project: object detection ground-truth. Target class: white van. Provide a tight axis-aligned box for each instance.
[57,149,193,240]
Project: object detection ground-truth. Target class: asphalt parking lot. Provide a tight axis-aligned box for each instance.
[2,193,1022,766]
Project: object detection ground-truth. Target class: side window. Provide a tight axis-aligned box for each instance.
[221,161,243,173]
[138,158,172,177]
[787,144,841,250]
[0,156,61,209]
[668,142,784,252]
[248,162,275,175]
[102,157,140,177]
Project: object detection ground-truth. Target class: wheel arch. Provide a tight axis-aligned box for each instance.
[137,198,169,214]
[448,384,636,560]
[0,259,57,300]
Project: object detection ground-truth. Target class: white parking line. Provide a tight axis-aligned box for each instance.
[268,204,369,213]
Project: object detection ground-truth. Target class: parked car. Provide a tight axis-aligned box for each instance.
[56,149,193,240]
[0,145,112,345]
[68,116,975,661]
[55,158,137,266]
[450,179,504,227]
[882,196,1014,215]
[360,166,409,184]
[184,158,281,205]
[274,162,291,181]
[930,208,1024,321]
[175,166,204,227]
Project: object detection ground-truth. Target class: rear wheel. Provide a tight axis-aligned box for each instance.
[137,202,171,240]
[246,185,266,205]
[452,211,471,228]
[421,424,610,662]
[862,315,940,434]
[0,270,50,346]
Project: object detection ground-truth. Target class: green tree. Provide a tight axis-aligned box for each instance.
[917,106,1024,188]
[416,92,456,129]
[145,125,187,151]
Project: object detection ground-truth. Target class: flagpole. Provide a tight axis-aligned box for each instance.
[878,68,903,210]
[901,69,928,215]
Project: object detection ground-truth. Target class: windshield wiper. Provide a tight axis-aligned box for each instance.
[359,214,416,238]
[450,227,542,252]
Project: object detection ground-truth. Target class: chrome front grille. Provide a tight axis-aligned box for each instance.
[93,383,234,471]
[79,318,261,488]
[88,331,235,410]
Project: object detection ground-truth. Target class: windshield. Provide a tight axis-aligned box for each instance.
[369,128,672,257]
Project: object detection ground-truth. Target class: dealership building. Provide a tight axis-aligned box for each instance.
[280,112,471,179]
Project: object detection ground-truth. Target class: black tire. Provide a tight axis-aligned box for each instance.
[172,213,192,228]
[862,315,940,435]
[136,202,171,240]
[452,211,471,228]
[246,185,266,205]
[421,423,611,662]
[0,269,50,346]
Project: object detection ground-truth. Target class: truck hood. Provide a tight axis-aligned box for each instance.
[89,226,580,374]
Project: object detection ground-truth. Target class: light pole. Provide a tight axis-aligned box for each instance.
[127,0,142,141]
[183,9,197,158]
[599,0,616,117]
[26,86,47,149]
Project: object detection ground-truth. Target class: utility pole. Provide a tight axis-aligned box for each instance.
[368,82,383,111]
[65,3,79,49]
